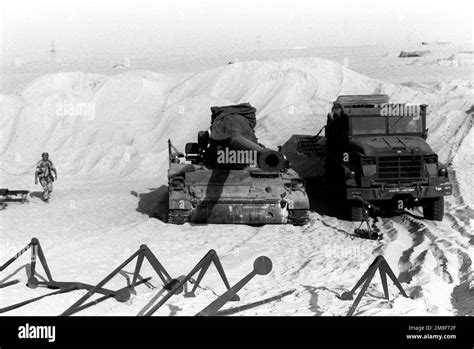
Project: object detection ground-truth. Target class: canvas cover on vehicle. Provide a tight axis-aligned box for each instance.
[209,103,258,142]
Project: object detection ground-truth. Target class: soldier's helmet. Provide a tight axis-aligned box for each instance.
[331,103,342,115]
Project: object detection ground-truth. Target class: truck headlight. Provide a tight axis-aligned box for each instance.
[345,170,356,179]
[362,164,376,178]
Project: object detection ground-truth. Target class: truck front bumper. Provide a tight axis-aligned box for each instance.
[346,182,452,201]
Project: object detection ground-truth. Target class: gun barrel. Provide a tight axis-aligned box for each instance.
[227,135,286,172]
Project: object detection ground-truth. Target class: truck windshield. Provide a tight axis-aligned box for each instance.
[388,116,423,134]
[351,117,386,135]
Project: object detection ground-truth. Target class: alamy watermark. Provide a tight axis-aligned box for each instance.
[216,148,258,167]
[18,323,55,342]
[55,101,96,120]
[324,243,369,262]
[380,103,420,118]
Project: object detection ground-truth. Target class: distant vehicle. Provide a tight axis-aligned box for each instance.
[167,103,310,225]
[398,50,431,58]
[294,94,451,221]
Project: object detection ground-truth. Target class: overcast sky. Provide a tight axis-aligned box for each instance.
[1,0,473,59]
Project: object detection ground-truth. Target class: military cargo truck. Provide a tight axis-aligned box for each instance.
[295,94,451,221]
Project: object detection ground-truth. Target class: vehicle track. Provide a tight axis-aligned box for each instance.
[394,209,473,314]
[445,186,474,252]
[447,169,474,221]
[450,249,474,315]
[444,112,472,165]
[377,216,430,286]
[373,218,400,256]
[396,215,455,283]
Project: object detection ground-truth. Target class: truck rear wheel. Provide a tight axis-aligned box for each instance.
[422,197,444,221]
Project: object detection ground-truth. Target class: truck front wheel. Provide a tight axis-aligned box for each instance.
[422,197,444,221]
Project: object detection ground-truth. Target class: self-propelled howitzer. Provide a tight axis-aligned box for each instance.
[167,103,310,225]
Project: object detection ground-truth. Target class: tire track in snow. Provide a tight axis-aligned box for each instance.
[445,177,474,232]
[396,215,456,284]
[454,249,472,283]
[450,248,474,315]
[317,218,352,237]
[394,217,428,284]
[430,244,454,284]
[373,219,399,255]
[447,169,474,222]
[285,215,335,279]
[445,112,472,165]
[444,210,473,244]
[218,228,263,259]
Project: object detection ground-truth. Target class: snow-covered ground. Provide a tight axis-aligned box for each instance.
[1,43,473,316]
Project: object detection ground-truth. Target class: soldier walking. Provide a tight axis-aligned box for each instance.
[34,152,58,201]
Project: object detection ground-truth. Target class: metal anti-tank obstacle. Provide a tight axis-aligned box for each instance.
[1,238,274,316]
[142,249,241,316]
[196,255,272,316]
[60,244,174,316]
[0,237,53,288]
[339,255,409,316]
[0,238,148,314]
[62,246,238,316]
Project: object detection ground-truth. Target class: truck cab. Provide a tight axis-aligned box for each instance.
[296,94,452,221]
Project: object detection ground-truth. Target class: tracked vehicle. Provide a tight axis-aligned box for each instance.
[167,103,310,225]
[293,94,451,221]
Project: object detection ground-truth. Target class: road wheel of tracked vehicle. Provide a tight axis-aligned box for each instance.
[349,204,364,222]
[288,210,309,226]
[168,210,190,224]
[422,197,444,221]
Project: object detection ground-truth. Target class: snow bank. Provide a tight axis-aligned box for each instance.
[0,58,472,184]
[1,56,472,317]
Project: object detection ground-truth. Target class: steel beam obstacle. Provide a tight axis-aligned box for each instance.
[1,238,274,316]
[339,255,409,316]
[61,244,178,316]
[0,279,20,289]
[0,238,78,313]
[0,239,154,314]
[142,249,241,316]
[63,248,273,316]
[0,237,53,288]
[196,256,273,316]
